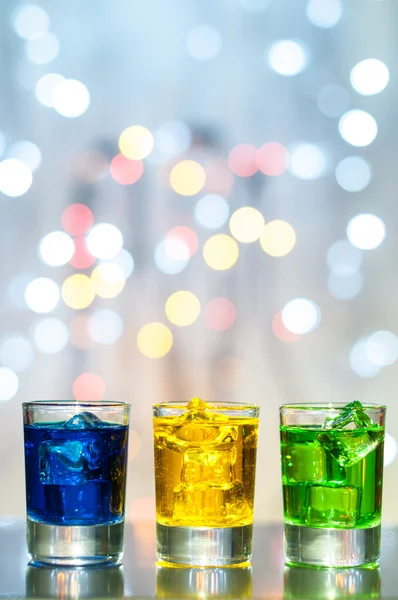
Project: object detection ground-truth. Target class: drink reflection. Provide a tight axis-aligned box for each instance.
[284,564,380,600]
[156,562,252,599]
[26,563,124,599]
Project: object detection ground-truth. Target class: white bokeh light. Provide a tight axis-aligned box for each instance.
[164,238,190,261]
[384,433,398,467]
[339,110,378,147]
[154,120,192,158]
[0,368,19,401]
[328,271,363,300]
[268,40,308,76]
[186,25,223,61]
[12,4,49,40]
[88,309,124,344]
[0,335,34,372]
[86,223,123,260]
[33,317,69,354]
[101,249,134,279]
[25,277,60,314]
[39,231,75,267]
[347,214,386,250]
[195,194,230,230]
[289,144,326,180]
[8,141,41,172]
[335,156,372,192]
[7,273,35,310]
[306,0,343,28]
[53,79,90,118]
[327,239,363,274]
[282,298,321,334]
[317,84,350,118]
[366,331,398,367]
[350,337,382,378]
[154,241,189,274]
[0,159,32,197]
[26,32,60,65]
[350,59,389,96]
[36,73,65,108]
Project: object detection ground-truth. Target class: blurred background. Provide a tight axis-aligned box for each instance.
[0,0,397,524]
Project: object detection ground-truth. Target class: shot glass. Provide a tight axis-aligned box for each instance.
[23,400,130,566]
[153,398,259,566]
[280,401,386,567]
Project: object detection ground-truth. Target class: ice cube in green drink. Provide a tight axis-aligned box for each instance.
[282,443,327,483]
[306,485,360,527]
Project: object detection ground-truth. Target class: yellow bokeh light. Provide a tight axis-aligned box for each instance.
[165,290,201,327]
[170,160,206,196]
[203,234,239,271]
[119,125,154,160]
[137,322,173,359]
[229,206,265,243]
[62,274,95,310]
[91,264,125,298]
[260,220,296,257]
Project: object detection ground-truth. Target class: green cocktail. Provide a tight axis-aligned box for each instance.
[280,401,386,567]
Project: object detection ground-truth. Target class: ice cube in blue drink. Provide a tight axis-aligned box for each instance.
[39,437,103,485]
[64,411,103,429]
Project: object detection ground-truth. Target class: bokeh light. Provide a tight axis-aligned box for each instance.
[73,372,105,401]
[12,4,49,40]
[260,220,296,257]
[347,214,386,250]
[366,331,398,366]
[229,207,265,243]
[91,264,125,299]
[350,337,382,378]
[350,59,389,96]
[256,142,288,176]
[102,249,134,279]
[170,160,206,196]
[154,241,189,274]
[33,317,69,354]
[272,312,301,343]
[203,234,239,270]
[62,203,94,236]
[195,194,230,229]
[35,73,65,107]
[165,226,198,258]
[8,141,41,171]
[53,79,90,118]
[8,272,36,311]
[228,144,257,177]
[0,158,32,197]
[289,144,326,180]
[335,156,372,192]
[86,223,123,259]
[88,309,123,344]
[306,0,343,28]
[62,274,95,310]
[119,126,154,160]
[110,154,143,185]
[137,322,173,359]
[339,110,378,147]
[327,240,363,274]
[26,32,60,64]
[328,271,363,300]
[384,433,398,467]
[0,368,18,401]
[154,120,192,158]
[317,84,350,118]
[69,236,96,269]
[214,357,244,391]
[39,231,75,267]
[165,291,201,327]
[268,40,308,76]
[204,298,236,331]
[0,335,34,372]
[25,277,60,313]
[69,315,94,350]
[282,298,321,334]
[186,25,223,61]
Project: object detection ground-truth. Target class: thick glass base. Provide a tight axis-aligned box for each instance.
[156,523,253,566]
[27,517,124,566]
[284,523,381,568]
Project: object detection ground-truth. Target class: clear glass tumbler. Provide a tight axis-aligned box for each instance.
[280,401,386,567]
[23,400,130,566]
[153,398,259,566]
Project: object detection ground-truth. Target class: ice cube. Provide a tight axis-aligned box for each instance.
[173,480,250,523]
[181,446,235,487]
[322,401,372,431]
[306,485,360,527]
[282,443,327,484]
[39,437,103,485]
[283,483,307,523]
[64,411,103,429]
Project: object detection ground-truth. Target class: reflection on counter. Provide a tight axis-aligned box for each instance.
[284,564,380,600]
[26,563,124,599]
[156,561,252,599]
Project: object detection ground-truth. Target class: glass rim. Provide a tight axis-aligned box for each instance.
[22,400,130,410]
[153,400,259,412]
[279,402,386,412]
